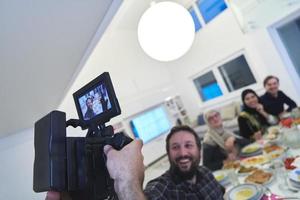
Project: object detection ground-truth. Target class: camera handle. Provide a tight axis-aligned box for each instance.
[67,119,132,200]
[85,127,133,200]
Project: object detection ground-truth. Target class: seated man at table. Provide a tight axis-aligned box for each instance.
[202,109,250,171]
[261,75,297,118]
[144,125,225,199]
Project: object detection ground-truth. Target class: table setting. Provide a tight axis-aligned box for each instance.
[212,118,300,200]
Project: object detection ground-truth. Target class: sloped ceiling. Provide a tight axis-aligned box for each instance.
[0,0,195,137]
[0,0,121,137]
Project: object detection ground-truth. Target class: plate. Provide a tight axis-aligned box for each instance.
[290,179,300,189]
[266,126,281,140]
[241,155,269,167]
[237,166,258,176]
[240,149,263,158]
[226,184,262,200]
[287,178,300,191]
[213,170,229,185]
[288,168,300,183]
[263,145,284,154]
[244,169,274,185]
[266,149,285,161]
[241,143,261,155]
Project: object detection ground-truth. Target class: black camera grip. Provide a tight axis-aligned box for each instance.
[109,132,133,150]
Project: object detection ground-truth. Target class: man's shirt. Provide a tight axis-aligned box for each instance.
[144,166,224,200]
[260,90,297,116]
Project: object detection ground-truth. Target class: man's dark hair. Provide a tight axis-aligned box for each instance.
[85,97,93,105]
[166,125,201,153]
[263,75,279,86]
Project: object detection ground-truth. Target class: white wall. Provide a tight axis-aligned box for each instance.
[0,128,46,200]
[166,10,300,121]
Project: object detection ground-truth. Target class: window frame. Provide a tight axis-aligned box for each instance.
[191,50,261,104]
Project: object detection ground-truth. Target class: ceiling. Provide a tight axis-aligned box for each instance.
[0,0,122,137]
[0,0,195,137]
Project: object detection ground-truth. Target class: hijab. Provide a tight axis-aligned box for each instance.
[241,89,261,114]
[203,110,234,150]
[240,89,265,130]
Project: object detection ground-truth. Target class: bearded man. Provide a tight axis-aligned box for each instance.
[144,125,225,200]
[45,126,225,200]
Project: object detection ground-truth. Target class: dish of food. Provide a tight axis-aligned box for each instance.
[235,189,254,200]
[269,151,283,160]
[263,145,283,154]
[288,169,300,183]
[241,155,269,167]
[267,126,280,140]
[285,157,297,170]
[227,184,263,200]
[213,170,226,182]
[241,143,261,154]
[223,160,240,170]
[213,170,230,186]
[245,169,273,185]
[238,166,257,174]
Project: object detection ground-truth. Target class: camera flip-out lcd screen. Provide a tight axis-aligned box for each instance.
[73,72,121,126]
[78,83,112,121]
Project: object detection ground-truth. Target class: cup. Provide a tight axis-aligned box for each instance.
[227,169,239,186]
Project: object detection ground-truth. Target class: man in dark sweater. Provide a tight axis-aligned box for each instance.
[260,75,297,117]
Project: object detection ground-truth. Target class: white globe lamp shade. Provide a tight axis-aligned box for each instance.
[138,1,195,62]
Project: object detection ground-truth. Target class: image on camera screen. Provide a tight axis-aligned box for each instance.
[78,83,112,121]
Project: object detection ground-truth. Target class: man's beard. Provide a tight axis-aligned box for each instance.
[169,155,200,181]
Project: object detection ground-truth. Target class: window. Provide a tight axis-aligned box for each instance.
[189,7,202,32]
[129,106,171,143]
[218,55,256,92]
[197,0,227,23]
[193,53,257,103]
[193,71,223,101]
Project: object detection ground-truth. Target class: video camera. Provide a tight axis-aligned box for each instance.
[33,72,132,200]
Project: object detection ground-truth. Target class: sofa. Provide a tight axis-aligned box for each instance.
[192,101,241,139]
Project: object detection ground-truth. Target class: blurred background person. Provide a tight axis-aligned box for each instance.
[261,75,297,118]
[202,110,249,171]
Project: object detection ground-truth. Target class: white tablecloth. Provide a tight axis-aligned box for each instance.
[225,148,300,198]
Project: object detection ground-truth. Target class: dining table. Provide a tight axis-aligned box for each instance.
[221,125,300,199]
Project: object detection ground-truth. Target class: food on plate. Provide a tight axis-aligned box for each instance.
[270,152,282,159]
[280,118,293,128]
[293,118,300,125]
[223,160,240,169]
[284,157,298,170]
[241,155,268,166]
[267,132,277,140]
[245,169,272,184]
[235,189,254,200]
[215,174,225,182]
[263,145,283,153]
[241,143,260,154]
[267,127,280,140]
[238,166,257,174]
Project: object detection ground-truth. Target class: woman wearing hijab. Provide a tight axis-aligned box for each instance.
[238,89,278,141]
[202,110,248,171]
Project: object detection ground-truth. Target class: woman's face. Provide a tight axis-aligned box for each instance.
[244,93,259,109]
[207,112,222,128]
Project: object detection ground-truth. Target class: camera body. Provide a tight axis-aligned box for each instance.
[33,72,132,200]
